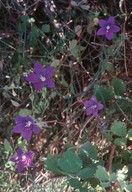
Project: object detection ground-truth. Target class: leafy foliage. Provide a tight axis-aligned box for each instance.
[0,0,131,191]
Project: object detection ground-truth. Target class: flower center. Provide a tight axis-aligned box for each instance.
[91,105,97,109]
[106,25,110,32]
[22,155,27,162]
[25,121,32,128]
[40,75,46,82]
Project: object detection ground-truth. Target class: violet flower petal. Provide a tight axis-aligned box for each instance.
[26,116,34,123]
[15,116,26,124]
[27,151,35,159]
[13,124,24,133]
[26,73,39,83]
[93,111,99,117]
[111,25,120,32]
[97,28,106,35]
[32,124,41,134]
[99,19,107,27]
[10,156,19,163]
[17,148,24,156]
[34,62,44,74]
[33,82,45,90]
[98,103,104,110]
[46,79,55,88]
[17,162,25,172]
[45,66,55,77]
[106,31,113,40]
[107,16,115,25]
[28,161,35,167]
[86,108,93,116]
[83,100,91,108]
[23,129,32,141]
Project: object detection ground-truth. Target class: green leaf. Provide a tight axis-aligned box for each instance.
[42,24,50,33]
[69,178,82,189]
[51,59,60,67]
[114,97,132,114]
[45,154,63,174]
[93,85,114,104]
[61,75,69,87]
[17,15,29,32]
[18,108,32,116]
[57,150,82,174]
[11,100,20,107]
[78,142,98,166]
[111,77,126,95]
[101,181,111,188]
[80,5,90,10]
[29,27,40,46]
[127,129,132,140]
[95,165,109,181]
[122,150,132,162]
[109,173,116,182]
[105,62,114,74]
[78,167,96,179]
[111,121,127,137]
[114,138,127,147]
[126,184,132,191]
[80,188,89,192]
[89,177,100,188]
[21,15,29,25]
[69,39,79,59]
[4,139,13,153]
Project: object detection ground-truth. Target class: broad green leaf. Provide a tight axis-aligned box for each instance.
[51,59,60,67]
[93,85,114,104]
[17,15,29,32]
[78,167,96,179]
[105,62,114,73]
[69,39,79,59]
[21,15,29,24]
[69,178,82,189]
[111,121,126,137]
[18,109,32,116]
[95,165,109,181]
[128,164,132,178]
[127,129,132,140]
[4,139,13,153]
[78,142,97,166]
[109,173,116,182]
[101,181,111,188]
[114,138,127,147]
[111,77,126,95]
[45,154,63,174]
[122,150,132,162]
[29,27,40,46]
[114,97,132,114]
[57,150,82,174]
[42,24,50,33]
[11,100,20,107]
[89,177,100,188]
[80,188,90,192]
[80,5,90,10]
[126,184,132,191]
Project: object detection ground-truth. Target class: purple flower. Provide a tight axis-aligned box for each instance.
[26,62,55,90]
[10,148,35,172]
[83,96,103,117]
[96,16,120,40]
[13,116,41,141]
